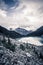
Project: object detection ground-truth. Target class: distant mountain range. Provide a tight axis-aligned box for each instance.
[0,26,43,38]
[15,28,32,35]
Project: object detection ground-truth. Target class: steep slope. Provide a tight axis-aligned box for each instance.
[0,37,43,65]
[0,26,23,38]
[27,26,43,36]
[0,26,9,35]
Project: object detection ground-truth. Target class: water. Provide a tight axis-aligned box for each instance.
[18,37,43,46]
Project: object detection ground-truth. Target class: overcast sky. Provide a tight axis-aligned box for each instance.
[0,0,43,30]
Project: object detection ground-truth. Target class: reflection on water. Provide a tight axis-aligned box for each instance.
[18,37,43,46]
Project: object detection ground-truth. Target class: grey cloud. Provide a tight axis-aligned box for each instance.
[0,0,19,11]
[0,0,43,29]
[0,0,43,12]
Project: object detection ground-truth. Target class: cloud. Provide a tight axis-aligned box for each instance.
[0,0,19,11]
[0,0,43,30]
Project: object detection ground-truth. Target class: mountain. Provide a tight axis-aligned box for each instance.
[0,38,43,65]
[27,26,43,36]
[15,28,32,35]
[0,26,23,38]
[0,26,43,38]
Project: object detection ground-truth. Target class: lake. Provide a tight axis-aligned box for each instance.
[17,37,43,46]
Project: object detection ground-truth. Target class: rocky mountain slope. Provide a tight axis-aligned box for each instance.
[0,35,43,65]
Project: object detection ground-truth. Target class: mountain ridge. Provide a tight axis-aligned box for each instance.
[27,26,43,36]
[0,26,43,38]
[15,27,32,35]
[0,26,23,38]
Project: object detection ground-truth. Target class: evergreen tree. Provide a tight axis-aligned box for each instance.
[20,44,25,51]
